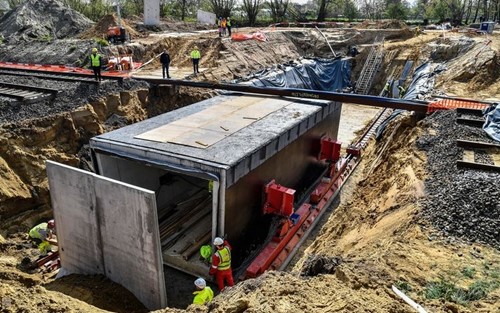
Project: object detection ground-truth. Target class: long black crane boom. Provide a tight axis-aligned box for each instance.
[134,77,429,113]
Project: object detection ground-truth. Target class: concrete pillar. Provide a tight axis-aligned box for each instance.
[144,0,160,25]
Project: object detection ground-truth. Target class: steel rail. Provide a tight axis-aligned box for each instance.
[0,70,99,84]
[0,81,60,94]
[0,65,124,81]
[132,77,430,113]
[0,81,59,102]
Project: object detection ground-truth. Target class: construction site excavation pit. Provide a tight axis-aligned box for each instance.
[2,1,500,311]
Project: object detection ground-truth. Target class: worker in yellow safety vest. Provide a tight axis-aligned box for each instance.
[209,237,234,291]
[28,220,57,255]
[190,46,201,75]
[192,277,214,305]
[397,85,406,98]
[226,17,232,37]
[90,47,102,81]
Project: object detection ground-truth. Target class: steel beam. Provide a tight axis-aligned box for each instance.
[133,77,430,113]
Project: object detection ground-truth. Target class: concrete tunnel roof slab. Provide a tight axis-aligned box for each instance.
[90,93,337,184]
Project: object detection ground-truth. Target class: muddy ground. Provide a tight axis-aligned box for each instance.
[1,5,499,313]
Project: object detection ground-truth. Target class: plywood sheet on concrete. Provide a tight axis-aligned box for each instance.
[135,96,291,148]
[46,161,167,310]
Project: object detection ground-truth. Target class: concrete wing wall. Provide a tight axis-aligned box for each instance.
[46,161,167,310]
[47,161,104,275]
[95,177,167,310]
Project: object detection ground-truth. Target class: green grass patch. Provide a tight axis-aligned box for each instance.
[461,266,476,279]
[395,280,412,293]
[94,37,109,47]
[424,279,499,305]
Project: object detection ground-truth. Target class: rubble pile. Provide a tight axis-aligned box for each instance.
[0,0,93,43]
[78,14,140,40]
[417,110,500,248]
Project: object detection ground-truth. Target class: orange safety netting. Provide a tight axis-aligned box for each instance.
[231,32,267,42]
[427,99,489,113]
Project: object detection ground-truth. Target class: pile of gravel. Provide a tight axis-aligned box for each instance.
[417,110,500,248]
[0,0,93,43]
[0,75,149,123]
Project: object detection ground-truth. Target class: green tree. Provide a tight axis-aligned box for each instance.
[343,0,358,20]
[242,0,262,26]
[386,0,408,19]
[209,0,236,17]
[267,0,290,22]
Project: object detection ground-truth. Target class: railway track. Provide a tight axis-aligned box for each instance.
[0,81,59,103]
[0,70,99,84]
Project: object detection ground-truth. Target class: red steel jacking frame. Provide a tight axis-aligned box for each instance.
[245,203,312,278]
[270,157,358,272]
[262,179,295,216]
[319,136,342,162]
[0,61,141,78]
[245,152,360,278]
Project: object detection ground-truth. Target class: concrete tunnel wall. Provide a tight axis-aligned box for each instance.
[95,154,206,211]
[223,103,342,258]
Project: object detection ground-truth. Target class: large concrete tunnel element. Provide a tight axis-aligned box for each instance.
[47,93,342,309]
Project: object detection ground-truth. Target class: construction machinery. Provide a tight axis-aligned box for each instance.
[107,26,128,44]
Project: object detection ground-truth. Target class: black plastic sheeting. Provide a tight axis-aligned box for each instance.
[376,62,446,139]
[243,58,351,92]
[483,104,500,142]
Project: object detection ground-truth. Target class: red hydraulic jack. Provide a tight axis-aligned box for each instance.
[246,180,311,278]
[245,137,362,278]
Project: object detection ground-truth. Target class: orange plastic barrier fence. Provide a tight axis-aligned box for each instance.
[427,99,489,113]
[231,32,267,42]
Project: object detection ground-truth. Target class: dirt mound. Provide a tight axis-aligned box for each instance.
[436,38,499,91]
[417,110,500,247]
[355,19,408,30]
[79,14,140,40]
[0,0,93,43]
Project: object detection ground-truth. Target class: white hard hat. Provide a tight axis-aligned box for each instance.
[213,237,224,246]
[194,277,206,288]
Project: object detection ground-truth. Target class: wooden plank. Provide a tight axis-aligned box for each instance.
[457,160,500,172]
[457,139,500,149]
[456,117,484,127]
[463,150,474,162]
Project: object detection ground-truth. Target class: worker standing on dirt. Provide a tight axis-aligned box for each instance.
[28,220,56,255]
[191,46,201,75]
[90,48,102,81]
[397,85,406,98]
[192,278,214,305]
[226,17,232,37]
[160,49,171,79]
[217,17,222,37]
[221,18,227,36]
[209,237,234,291]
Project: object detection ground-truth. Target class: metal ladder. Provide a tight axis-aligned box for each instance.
[355,37,385,95]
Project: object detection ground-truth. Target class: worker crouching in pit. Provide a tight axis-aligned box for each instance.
[193,277,214,305]
[210,237,234,291]
[28,219,57,255]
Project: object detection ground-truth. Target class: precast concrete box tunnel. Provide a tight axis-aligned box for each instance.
[46,93,342,309]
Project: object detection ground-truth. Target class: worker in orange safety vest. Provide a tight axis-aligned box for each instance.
[209,237,234,291]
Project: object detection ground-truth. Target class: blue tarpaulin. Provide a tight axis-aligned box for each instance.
[483,104,500,142]
[243,58,351,92]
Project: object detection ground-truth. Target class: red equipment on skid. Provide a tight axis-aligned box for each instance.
[245,135,364,279]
